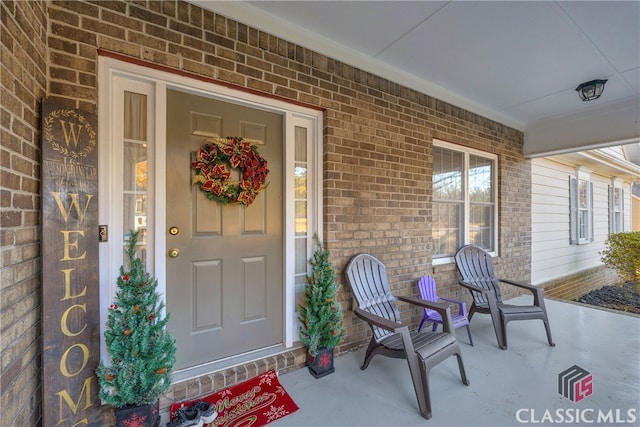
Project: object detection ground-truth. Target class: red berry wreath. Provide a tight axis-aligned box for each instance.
[191,136,269,206]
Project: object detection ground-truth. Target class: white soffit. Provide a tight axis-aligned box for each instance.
[191,1,639,157]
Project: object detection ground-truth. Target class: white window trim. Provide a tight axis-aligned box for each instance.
[432,139,498,265]
[98,56,323,364]
[569,167,593,245]
[287,114,323,345]
[609,178,625,234]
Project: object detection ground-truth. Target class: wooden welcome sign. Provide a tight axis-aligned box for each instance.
[41,100,102,425]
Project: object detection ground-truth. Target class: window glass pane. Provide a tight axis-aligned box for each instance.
[123,92,147,268]
[294,124,309,278]
[433,146,463,201]
[434,143,496,257]
[295,126,307,162]
[579,180,588,209]
[613,187,622,233]
[470,204,494,250]
[124,142,147,192]
[294,125,309,314]
[295,201,307,235]
[579,211,589,239]
[295,238,307,275]
[124,92,147,141]
[469,155,493,203]
[433,202,462,256]
[295,164,307,199]
[614,188,622,209]
[123,195,147,267]
[295,275,306,308]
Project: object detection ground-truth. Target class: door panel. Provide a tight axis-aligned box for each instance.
[193,260,221,330]
[166,89,283,369]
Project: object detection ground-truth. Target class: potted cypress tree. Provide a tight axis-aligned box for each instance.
[96,230,176,426]
[298,235,345,378]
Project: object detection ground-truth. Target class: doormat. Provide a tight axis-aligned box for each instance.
[170,370,299,427]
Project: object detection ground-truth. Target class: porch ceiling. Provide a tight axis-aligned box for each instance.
[191,1,639,161]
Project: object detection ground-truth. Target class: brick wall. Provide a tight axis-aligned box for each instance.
[1,1,48,426]
[543,265,620,301]
[2,0,532,424]
[49,1,530,419]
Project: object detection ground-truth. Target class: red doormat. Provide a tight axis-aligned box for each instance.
[170,370,299,427]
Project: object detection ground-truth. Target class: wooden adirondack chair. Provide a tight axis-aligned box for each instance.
[454,244,555,350]
[345,254,470,420]
[417,275,474,346]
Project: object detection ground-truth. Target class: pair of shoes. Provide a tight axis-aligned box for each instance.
[167,401,217,427]
[192,401,217,424]
[166,406,202,427]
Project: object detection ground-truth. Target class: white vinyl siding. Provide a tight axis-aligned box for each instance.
[531,158,633,286]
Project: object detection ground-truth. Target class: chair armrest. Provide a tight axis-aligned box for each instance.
[396,295,455,335]
[439,297,467,316]
[499,278,537,291]
[353,307,407,334]
[499,279,545,306]
[353,307,421,357]
[397,295,449,311]
[458,280,492,295]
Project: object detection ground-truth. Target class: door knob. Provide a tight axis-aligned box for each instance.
[168,248,180,258]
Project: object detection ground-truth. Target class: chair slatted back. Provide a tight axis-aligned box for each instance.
[454,245,503,305]
[346,254,401,342]
[417,275,439,317]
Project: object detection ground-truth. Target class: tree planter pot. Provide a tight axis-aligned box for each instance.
[307,347,335,379]
[116,400,160,427]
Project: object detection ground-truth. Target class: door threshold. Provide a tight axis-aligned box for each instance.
[172,343,302,384]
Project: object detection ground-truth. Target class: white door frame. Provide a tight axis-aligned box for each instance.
[98,56,323,374]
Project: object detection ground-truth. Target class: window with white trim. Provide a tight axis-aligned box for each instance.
[432,140,497,260]
[609,179,624,234]
[569,168,593,244]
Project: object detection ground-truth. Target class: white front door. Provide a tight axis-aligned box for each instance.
[165,89,284,369]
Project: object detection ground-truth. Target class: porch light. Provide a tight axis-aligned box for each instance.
[575,79,608,101]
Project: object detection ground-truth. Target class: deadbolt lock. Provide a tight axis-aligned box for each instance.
[168,248,180,258]
[169,226,179,235]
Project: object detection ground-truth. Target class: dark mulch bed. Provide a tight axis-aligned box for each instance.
[575,282,640,314]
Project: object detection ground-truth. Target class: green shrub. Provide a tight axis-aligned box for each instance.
[600,231,640,283]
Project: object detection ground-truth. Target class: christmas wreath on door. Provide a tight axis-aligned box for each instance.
[191,136,269,207]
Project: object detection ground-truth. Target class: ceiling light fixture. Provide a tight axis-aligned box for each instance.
[575,79,608,101]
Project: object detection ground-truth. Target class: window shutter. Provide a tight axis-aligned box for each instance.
[608,185,614,234]
[569,176,578,245]
[589,181,594,242]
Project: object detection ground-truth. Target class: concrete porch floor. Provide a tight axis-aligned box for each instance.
[274,296,640,426]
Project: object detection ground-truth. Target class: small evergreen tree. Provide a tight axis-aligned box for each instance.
[96,230,176,407]
[298,234,345,356]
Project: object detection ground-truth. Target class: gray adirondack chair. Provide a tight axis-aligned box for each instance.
[454,244,555,350]
[345,254,470,420]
